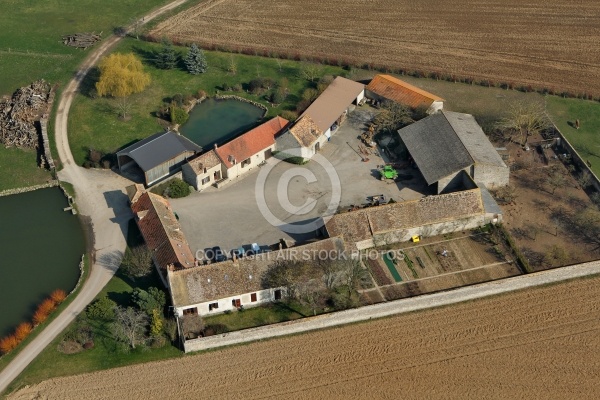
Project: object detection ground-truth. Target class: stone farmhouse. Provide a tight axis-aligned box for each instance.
[276,76,365,160]
[127,184,196,286]
[398,111,509,194]
[167,237,346,319]
[366,74,444,114]
[323,187,501,251]
[182,116,289,190]
[117,131,201,186]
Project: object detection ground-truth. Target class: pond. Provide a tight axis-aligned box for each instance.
[0,188,85,337]
[180,98,265,149]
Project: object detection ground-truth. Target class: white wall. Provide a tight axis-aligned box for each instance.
[428,101,444,114]
[356,90,365,104]
[175,287,286,317]
[473,163,510,190]
[182,163,223,191]
[224,144,275,181]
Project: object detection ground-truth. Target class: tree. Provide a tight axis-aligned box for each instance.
[50,289,67,304]
[496,101,552,145]
[302,88,319,102]
[156,38,177,70]
[132,287,166,315]
[341,259,368,294]
[14,322,33,341]
[317,75,334,93]
[262,259,304,300]
[86,295,117,320]
[572,207,600,251]
[0,335,18,355]
[114,97,133,120]
[167,178,191,198]
[170,105,189,125]
[300,62,322,82]
[270,87,287,104]
[150,309,164,338]
[546,169,566,195]
[120,245,153,279]
[96,53,150,97]
[227,55,237,75]
[111,306,149,349]
[184,43,207,74]
[374,101,414,135]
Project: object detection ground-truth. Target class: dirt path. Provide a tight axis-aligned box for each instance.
[9,272,600,399]
[0,0,189,395]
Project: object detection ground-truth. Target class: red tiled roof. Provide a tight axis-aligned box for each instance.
[215,116,289,168]
[366,75,444,109]
[131,192,195,274]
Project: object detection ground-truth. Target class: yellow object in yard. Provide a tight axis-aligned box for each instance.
[411,235,420,243]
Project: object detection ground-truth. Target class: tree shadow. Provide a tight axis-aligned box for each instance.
[97,250,124,274]
[78,66,100,98]
[131,45,158,67]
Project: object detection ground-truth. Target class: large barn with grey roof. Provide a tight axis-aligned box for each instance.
[398,111,509,194]
[117,131,201,186]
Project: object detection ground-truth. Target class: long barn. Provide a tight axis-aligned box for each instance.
[117,131,201,186]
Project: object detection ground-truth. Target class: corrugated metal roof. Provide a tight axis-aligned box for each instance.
[398,112,473,185]
[117,131,201,172]
[301,76,364,133]
[366,74,444,109]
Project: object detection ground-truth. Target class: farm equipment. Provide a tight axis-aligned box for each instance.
[360,124,376,147]
[378,165,398,181]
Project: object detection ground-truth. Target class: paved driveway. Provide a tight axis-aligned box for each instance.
[171,106,427,257]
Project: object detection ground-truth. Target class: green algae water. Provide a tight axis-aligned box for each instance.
[180,98,264,149]
[0,187,85,337]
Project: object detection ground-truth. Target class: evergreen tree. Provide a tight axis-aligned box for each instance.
[184,43,208,74]
[156,38,177,70]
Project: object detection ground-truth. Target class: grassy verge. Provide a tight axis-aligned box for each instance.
[204,301,319,333]
[68,37,346,165]
[546,96,600,177]
[0,148,52,192]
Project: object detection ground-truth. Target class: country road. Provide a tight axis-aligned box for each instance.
[0,0,189,394]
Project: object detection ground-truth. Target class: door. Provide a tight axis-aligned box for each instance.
[214,170,221,181]
[314,142,320,153]
[264,149,272,159]
[232,299,241,308]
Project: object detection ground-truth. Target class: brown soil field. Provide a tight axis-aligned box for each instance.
[150,0,600,96]
[9,276,600,399]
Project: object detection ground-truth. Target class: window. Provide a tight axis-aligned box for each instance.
[241,158,251,168]
[201,176,210,185]
[250,293,257,302]
[208,302,218,311]
[232,299,241,308]
[183,307,198,315]
[274,289,282,300]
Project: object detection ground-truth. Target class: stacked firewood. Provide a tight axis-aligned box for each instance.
[62,32,102,49]
[0,80,51,149]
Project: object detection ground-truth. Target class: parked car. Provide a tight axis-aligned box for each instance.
[209,246,227,262]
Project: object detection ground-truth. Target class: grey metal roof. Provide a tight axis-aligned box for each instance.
[445,112,507,168]
[398,112,473,185]
[117,131,201,172]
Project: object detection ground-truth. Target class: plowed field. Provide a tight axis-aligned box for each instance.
[9,276,600,399]
[149,0,600,96]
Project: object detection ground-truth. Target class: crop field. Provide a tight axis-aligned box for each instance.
[150,0,600,96]
[8,276,600,399]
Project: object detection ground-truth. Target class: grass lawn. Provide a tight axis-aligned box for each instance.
[204,301,319,333]
[546,96,600,177]
[0,148,52,192]
[68,37,347,165]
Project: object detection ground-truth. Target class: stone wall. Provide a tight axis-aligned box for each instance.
[553,124,600,192]
[213,94,268,115]
[0,180,58,197]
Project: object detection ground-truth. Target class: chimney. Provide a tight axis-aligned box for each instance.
[214,143,218,149]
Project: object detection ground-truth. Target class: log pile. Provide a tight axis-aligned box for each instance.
[62,32,102,49]
[0,80,52,149]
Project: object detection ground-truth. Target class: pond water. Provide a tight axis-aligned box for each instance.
[0,188,85,337]
[180,98,265,149]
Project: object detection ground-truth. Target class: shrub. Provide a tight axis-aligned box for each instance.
[232,83,242,92]
[280,110,298,121]
[172,93,184,107]
[0,335,19,354]
[167,178,191,198]
[163,318,178,342]
[32,309,48,325]
[87,295,117,320]
[14,322,33,341]
[50,289,67,304]
[270,87,287,104]
[170,105,189,125]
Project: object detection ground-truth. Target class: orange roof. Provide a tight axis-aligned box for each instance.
[131,192,195,274]
[366,75,444,109]
[215,116,289,168]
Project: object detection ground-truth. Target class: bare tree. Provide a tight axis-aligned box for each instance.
[572,207,600,251]
[114,96,132,120]
[496,101,552,145]
[111,306,148,349]
[546,170,566,195]
[228,55,237,75]
[275,58,284,72]
[341,259,369,295]
[300,62,322,82]
[262,259,304,300]
[121,245,153,280]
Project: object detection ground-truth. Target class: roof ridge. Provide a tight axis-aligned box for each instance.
[379,75,444,101]
[441,111,475,166]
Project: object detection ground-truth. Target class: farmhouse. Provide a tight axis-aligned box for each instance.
[323,188,501,250]
[366,74,444,114]
[398,111,509,194]
[182,116,289,190]
[127,184,196,286]
[167,237,347,318]
[117,131,201,186]
[277,76,364,159]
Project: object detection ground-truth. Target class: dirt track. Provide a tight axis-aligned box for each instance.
[9,276,600,399]
[150,0,600,96]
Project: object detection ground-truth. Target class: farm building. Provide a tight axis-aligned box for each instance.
[323,188,501,251]
[366,74,444,114]
[167,236,346,323]
[127,184,196,286]
[277,76,364,159]
[182,116,289,190]
[398,111,509,194]
[117,131,201,186]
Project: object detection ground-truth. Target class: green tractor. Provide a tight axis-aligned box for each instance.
[378,165,398,181]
